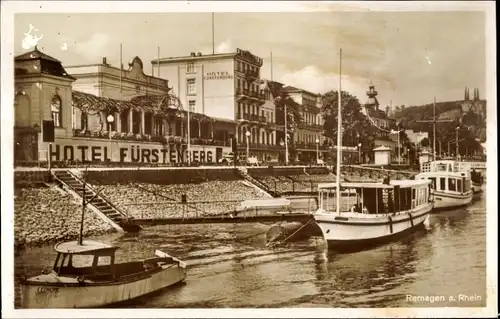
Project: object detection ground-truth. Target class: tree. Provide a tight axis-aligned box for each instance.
[420,137,430,147]
[320,90,378,148]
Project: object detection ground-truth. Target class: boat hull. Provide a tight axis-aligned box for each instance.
[472,182,483,194]
[314,203,432,251]
[20,264,186,308]
[432,190,473,210]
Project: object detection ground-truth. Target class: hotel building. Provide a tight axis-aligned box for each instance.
[14,47,232,165]
[153,49,282,162]
[280,85,327,162]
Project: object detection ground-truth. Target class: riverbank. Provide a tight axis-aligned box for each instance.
[12,165,418,246]
[14,184,115,247]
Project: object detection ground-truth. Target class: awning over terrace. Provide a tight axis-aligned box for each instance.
[72,91,216,122]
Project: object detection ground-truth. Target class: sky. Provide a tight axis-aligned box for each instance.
[14,10,487,108]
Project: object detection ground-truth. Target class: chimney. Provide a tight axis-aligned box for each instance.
[190,52,196,57]
[197,52,202,56]
[102,57,108,65]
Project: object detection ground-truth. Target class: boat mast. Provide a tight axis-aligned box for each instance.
[336,49,342,214]
[417,97,453,161]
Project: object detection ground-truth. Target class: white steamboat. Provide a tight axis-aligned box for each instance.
[415,160,473,210]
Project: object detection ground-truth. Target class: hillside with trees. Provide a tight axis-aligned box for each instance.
[391,100,486,155]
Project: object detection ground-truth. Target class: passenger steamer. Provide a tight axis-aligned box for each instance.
[415,160,473,210]
[312,48,433,251]
[314,180,433,250]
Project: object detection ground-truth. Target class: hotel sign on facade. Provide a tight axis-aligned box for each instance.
[203,71,234,80]
[45,138,230,164]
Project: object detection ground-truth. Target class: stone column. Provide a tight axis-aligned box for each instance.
[151,114,156,136]
[128,109,133,133]
[115,111,121,133]
[141,111,145,134]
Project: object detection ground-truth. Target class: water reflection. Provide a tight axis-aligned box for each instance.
[310,231,423,307]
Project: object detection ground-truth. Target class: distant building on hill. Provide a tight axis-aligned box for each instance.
[462,86,486,121]
[360,84,397,163]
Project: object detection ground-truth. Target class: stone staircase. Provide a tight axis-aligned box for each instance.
[52,170,141,233]
[236,167,280,197]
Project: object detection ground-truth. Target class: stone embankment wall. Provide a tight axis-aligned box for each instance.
[14,184,114,247]
[13,165,414,246]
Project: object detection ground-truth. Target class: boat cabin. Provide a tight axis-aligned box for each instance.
[52,240,119,281]
[418,160,472,194]
[317,180,432,215]
[421,160,471,176]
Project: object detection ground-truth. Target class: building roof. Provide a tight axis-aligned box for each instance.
[14,46,76,80]
[266,80,285,98]
[367,108,388,119]
[55,240,117,254]
[152,52,236,65]
[373,146,392,151]
[281,85,318,97]
[15,46,61,63]
[152,48,263,66]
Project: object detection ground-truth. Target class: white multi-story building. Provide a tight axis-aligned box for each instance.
[154,49,284,161]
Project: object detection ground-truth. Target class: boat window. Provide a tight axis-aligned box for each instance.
[448,178,457,192]
[457,179,462,193]
[437,164,447,172]
[98,256,112,266]
[463,178,470,192]
[429,177,436,189]
[440,177,446,191]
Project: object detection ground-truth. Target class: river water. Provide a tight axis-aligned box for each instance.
[15,196,486,308]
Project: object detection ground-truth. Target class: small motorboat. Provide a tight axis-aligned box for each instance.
[20,175,187,308]
[20,240,187,308]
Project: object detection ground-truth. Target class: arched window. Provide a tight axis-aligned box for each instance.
[51,95,62,127]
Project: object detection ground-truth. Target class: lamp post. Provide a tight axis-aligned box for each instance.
[358,142,362,164]
[245,130,251,165]
[107,114,115,162]
[284,103,289,165]
[315,138,320,163]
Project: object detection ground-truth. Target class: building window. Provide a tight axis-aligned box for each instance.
[120,110,129,133]
[132,110,141,134]
[51,95,62,127]
[144,112,153,135]
[154,116,163,136]
[187,63,195,73]
[188,100,196,113]
[81,112,88,131]
[187,79,196,95]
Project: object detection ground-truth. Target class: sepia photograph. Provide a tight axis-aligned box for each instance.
[1,1,497,318]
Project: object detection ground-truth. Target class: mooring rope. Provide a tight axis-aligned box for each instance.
[266,218,315,248]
